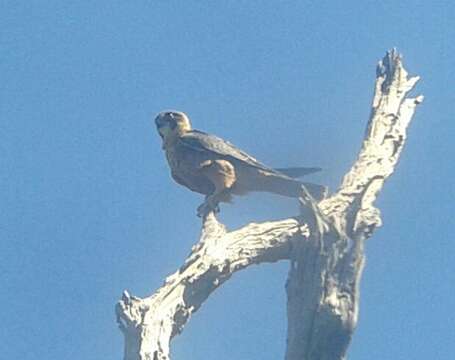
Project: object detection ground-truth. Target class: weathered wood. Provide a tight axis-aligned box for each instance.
[116,50,422,360]
[116,214,309,360]
[285,49,423,360]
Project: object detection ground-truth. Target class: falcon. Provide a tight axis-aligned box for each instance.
[155,111,326,216]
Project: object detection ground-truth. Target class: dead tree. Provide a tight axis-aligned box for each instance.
[116,50,423,360]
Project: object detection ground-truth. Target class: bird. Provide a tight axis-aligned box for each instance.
[155,110,327,217]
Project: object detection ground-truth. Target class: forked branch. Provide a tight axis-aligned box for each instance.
[116,50,422,360]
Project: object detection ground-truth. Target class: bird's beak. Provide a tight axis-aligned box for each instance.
[157,124,171,150]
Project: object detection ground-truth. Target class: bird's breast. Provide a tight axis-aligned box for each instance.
[164,144,215,195]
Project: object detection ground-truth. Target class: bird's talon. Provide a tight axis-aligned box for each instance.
[196,200,220,217]
[196,204,206,218]
[197,202,210,217]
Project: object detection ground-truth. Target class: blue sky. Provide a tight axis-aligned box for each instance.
[1,1,454,359]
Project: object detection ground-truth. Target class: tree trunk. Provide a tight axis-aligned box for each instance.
[116,49,422,360]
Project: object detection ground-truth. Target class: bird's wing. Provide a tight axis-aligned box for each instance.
[274,167,322,178]
[180,130,276,173]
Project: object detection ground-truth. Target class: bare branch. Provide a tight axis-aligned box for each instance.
[320,48,423,238]
[116,213,309,360]
[285,49,422,360]
[116,50,422,360]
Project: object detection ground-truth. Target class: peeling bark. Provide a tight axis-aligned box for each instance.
[116,50,422,360]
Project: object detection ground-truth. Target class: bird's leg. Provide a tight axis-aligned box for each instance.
[197,194,220,217]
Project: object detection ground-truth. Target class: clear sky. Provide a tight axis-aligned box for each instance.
[1,1,454,359]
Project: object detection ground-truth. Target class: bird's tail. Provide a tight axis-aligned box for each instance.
[247,172,327,201]
[274,166,322,178]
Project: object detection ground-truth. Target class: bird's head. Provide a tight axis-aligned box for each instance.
[155,111,192,148]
